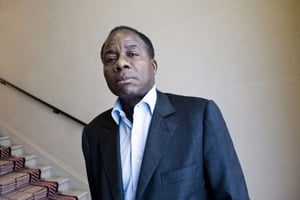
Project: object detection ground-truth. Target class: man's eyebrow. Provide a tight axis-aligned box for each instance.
[124,42,141,49]
[103,49,117,56]
[103,43,141,56]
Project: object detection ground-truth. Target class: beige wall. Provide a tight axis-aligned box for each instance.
[0,0,299,199]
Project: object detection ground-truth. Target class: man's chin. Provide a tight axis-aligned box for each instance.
[117,90,146,103]
[119,93,139,101]
[115,90,135,98]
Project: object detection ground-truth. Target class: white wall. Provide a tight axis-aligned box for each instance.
[0,0,299,199]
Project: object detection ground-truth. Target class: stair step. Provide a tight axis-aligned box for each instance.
[44,177,70,192]
[0,169,40,195]
[24,154,38,167]
[30,165,52,179]
[0,136,90,199]
[0,136,11,146]
[10,145,24,157]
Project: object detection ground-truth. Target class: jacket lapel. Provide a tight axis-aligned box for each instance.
[136,91,177,199]
[98,122,124,200]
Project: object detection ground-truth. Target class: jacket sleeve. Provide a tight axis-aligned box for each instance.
[203,100,250,199]
[82,127,97,200]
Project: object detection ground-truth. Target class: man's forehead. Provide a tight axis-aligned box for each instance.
[104,30,145,49]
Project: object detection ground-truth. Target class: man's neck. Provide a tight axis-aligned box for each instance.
[120,97,141,122]
[119,85,156,122]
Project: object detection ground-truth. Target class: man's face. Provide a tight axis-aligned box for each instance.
[102,29,157,101]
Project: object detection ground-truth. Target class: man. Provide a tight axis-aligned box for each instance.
[82,26,249,200]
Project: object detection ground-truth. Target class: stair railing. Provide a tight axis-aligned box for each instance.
[0,77,87,126]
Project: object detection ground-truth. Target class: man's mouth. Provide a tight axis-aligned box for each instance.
[116,76,137,84]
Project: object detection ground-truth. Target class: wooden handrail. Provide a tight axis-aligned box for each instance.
[0,77,87,126]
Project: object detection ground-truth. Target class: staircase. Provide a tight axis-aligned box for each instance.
[0,135,89,200]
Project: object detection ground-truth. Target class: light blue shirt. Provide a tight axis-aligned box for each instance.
[111,86,157,200]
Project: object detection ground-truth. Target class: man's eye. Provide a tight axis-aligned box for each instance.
[104,57,116,63]
[128,52,139,57]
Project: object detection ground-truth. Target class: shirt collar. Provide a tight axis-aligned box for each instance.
[111,85,157,124]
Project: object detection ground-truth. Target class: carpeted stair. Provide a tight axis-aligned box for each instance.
[0,136,88,200]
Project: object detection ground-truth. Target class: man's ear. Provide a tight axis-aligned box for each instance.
[151,59,158,75]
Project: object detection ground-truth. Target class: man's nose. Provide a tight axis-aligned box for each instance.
[114,55,130,71]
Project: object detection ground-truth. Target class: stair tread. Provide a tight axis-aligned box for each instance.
[10,145,22,149]
[44,176,69,183]
[61,189,89,199]
[66,190,88,196]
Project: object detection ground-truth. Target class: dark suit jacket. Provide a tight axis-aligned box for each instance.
[82,91,249,200]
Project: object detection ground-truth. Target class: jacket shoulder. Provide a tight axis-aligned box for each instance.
[158,92,223,119]
[164,92,210,109]
[165,92,208,102]
[85,108,113,130]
